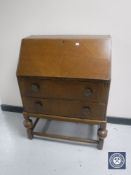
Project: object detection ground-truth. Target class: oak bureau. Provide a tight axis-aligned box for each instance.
[17,35,111,149]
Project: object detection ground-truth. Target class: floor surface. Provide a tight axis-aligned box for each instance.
[0,110,131,175]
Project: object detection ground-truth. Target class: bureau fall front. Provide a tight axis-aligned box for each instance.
[17,35,111,149]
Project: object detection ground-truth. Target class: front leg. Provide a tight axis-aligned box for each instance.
[23,112,33,139]
[97,123,107,150]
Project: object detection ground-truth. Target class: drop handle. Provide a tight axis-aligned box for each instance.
[35,101,43,107]
[84,88,92,97]
[81,106,91,116]
[31,83,40,92]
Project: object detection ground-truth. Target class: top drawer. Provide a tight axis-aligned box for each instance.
[18,78,109,103]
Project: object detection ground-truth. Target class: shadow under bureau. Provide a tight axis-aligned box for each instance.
[17,35,111,149]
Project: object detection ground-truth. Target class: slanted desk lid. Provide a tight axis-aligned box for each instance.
[17,35,111,80]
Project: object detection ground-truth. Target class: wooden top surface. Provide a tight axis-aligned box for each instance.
[17,35,111,80]
[26,35,110,39]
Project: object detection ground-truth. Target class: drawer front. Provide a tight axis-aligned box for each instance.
[22,97,106,120]
[19,78,109,103]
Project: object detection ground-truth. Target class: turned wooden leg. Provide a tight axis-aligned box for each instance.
[23,112,33,139]
[97,123,107,150]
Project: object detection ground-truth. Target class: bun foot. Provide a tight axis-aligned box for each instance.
[23,112,33,139]
[97,124,107,150]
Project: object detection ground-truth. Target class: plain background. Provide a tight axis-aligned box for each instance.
[0,0,131,118]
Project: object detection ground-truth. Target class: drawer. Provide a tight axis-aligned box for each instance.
[18,78,109,103]
[22,97,106,120]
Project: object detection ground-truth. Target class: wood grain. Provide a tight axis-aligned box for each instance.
[17,36,111,80]
[18,77,109,103]
[22,96,106,120]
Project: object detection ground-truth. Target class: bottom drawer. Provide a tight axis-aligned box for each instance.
[22,97,106,120]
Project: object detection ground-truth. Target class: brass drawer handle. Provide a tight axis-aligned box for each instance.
[31,83,40,92]
[84,88,92,97]
[35,101,43,107]
[81,106,91,116]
